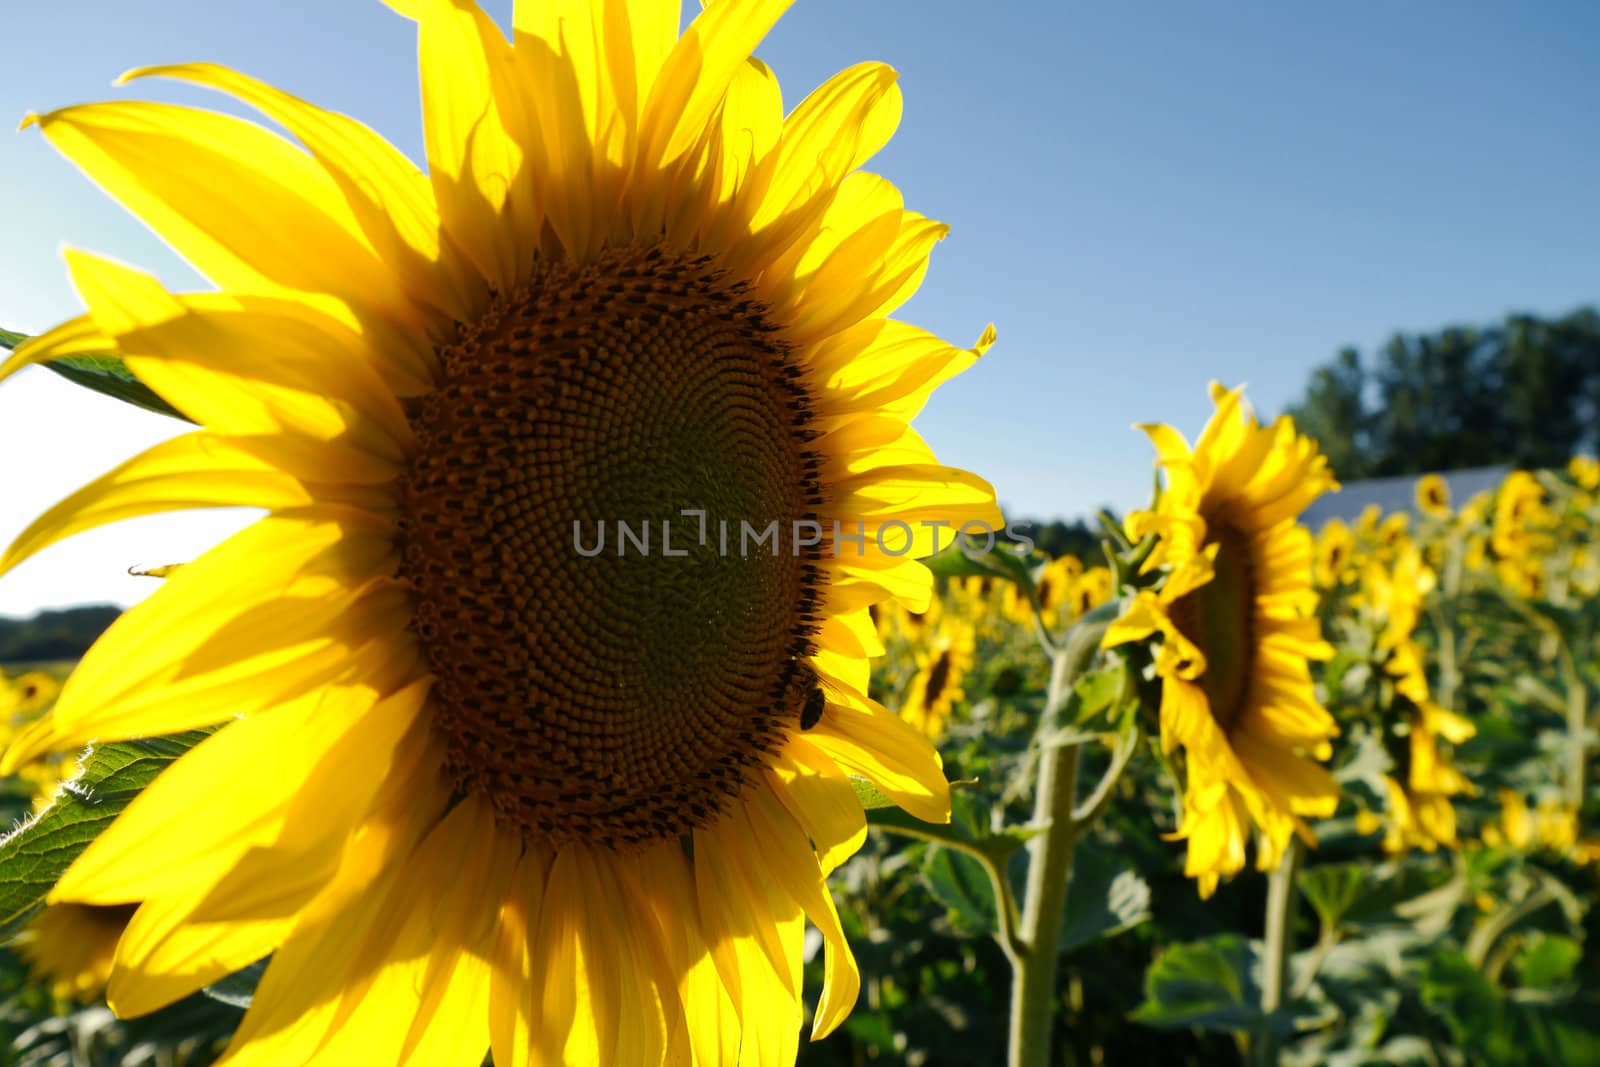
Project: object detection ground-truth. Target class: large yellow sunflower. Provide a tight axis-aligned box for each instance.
[1104,384,1341,897]
[0,2,1001,1062]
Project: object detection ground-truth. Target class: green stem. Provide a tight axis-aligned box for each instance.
[1466,884,1556,969]
[1007,617,1106,1067]
[1254,837,1301,1066]
[1556,636,1590,811]
[1512,602,1590,811]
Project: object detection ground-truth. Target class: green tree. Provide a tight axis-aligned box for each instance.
[1286,307,1599,478]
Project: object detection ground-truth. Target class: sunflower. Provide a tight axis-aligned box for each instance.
[1069,565,1114,618]
[19,903,137,1002]
[1414,473,1451,519]
[1351,548,1473,854]
[1103,384,1340,897]
[898,616,976,739]
[0,2,1001,1061]
[1492,471,1554,597]
[1312,518,1356,590]
[1000,553,1086,632]
[1570,455,1600,492]
[1366,644,1476,853]
[3,670,62,717]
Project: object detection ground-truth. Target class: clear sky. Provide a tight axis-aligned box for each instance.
[2,0,1597,616]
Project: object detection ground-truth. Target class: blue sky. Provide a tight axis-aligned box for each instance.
[2,0,1596,614]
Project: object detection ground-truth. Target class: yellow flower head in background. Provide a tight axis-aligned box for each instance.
[1353,550,1475,853]
[1104,384,1341,897]
[1492,470,1555,598]
[1482,790,1596,863]
[1377,511,1412,556]
[899,617,977,740]
[1415,473,1451,519]
[1569,455,1600,492]
[1,670,62,718]
[1069,565,1115,617]
[19,903,137,1003]
[1359,543,1436,656]
[1313,518,1356,590]
[1003,554,1083,631]
[0,2,1003,1061]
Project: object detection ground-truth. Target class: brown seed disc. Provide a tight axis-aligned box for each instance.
[1168,521,1256,731]
[399,246,827,850]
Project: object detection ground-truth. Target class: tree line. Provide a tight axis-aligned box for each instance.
[1285,306,1599,480]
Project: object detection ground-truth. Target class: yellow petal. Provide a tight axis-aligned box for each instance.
[745,789,859,1038]
[221,795,515,1066]
[0,432,312,579]
[1,513,405,771]
[766,737,867,875]
[121,62,475,323]
[28,101,405,309]
[531,847,674,1066]
[805,699,950,824]
[488,849,549,1067]
[56,677,426,906]
[639,0,794,171]
[0,313,109,388]
[66,250,414,459]
[633,843,739,1067]
[749,62,901,232]
[109,895,292,1019]
[420,0,535,289]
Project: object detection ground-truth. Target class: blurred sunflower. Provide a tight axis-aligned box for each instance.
[1415,473,1451,519]
[1492,471,1554,598]
[1312,518,1356,590]
[1068,565,1114,618]
[1001,553,1081,631]
[1104,384,1340,897]
[899,616,976,739]
[1569,455,1599,492]
[1352,549,1474,853]
[4,670,62,717]
[0,1,1002,1061]
[19,903,137,1002]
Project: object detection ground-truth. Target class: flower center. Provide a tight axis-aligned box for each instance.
[1170,522,1255,731]
[399,246,826,850]
[924,649,953,706]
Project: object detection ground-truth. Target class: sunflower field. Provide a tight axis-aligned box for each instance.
[0,1,1597,1065]
[1,396,1597,1065]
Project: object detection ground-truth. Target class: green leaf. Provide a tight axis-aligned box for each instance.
[1070,664,1124,724]
[1515,934,1582,991]
[850,776,899,811]
[1131,934,1264,1034]
[0,733,207,943]
[1421,950,1515,1062]
[0,329,190,422]
[202,957,267,1009]
[921,845,996,936]
[921,535,1043,593]
[1298,862,1367,931]
[1058,843,1151,955]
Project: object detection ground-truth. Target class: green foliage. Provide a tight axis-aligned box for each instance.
[0,606,121,665]
[0,735,204,942]
[1131,935,1279,1035]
